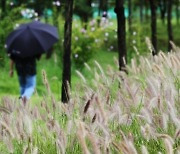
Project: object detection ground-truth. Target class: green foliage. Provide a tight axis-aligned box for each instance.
[71,19,118,69]
[101,27,118,52]
[71,24,96,69]
[72,31,95,69]
[0,6,25,66]
[74,0,92,22]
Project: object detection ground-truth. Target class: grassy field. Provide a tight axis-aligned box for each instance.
[0,16,180,153]
[1,20,180,98]
[0,43,179,153]
[0,49,118,98]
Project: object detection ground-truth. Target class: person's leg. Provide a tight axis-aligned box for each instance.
[18,75,26,97]
[22,75,36,99]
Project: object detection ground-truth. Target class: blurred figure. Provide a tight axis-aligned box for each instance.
[9,54,41,103]
[6,21,58,104]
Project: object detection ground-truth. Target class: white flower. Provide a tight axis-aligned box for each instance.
[80,28,86,34]
[34,18,39,21]
[56,1,61,6]
[103,11,107,16]
[30,9,35,14]
[75,54,78,58]
[10,2,14,6]
[26,9,30,13]
[14,24,19,29]
[21,8,37,18]
[4,44,7,48]
[101,17,106,21]
[132,40,136,44]
[29,13,33,18]
[133,31,137,35]
[91,3,96,7]
[75,36,79,41]
[91,27,95,31]
[95,39,99,43]
[90,19,96,26]
[21,10,25,16]
[105,32,109,37]
[110,46,114,50]
[34,12,38,16]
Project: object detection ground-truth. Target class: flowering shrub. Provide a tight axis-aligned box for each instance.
[72,18,117,68]
[102,27,118,52]
[71,22,98,69]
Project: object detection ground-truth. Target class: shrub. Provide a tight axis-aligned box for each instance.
[71,19,117,69]
[71,23,97,69]
[0,6,24,67]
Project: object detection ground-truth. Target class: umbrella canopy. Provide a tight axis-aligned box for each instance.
[6,21,59,58]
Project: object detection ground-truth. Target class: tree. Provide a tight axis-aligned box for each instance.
[61,0,74,103]
[115,0,127,71]
[149,0,157,55]
[29,0,52,16]
[97,0,102,26]
[0,0,6,18]
[74,0,93,28]
[144,0,149,22]
[158,0,167,24]
[102,0,108,17]
[167,0,173,51]
[97,0,108,18]
[139,0,144,22]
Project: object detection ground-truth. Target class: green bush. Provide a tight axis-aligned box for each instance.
[99,27,118,52]
[0,6,25,67]
[71,24,97,69]
[71,19,118,69]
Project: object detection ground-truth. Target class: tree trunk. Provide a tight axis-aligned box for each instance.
[139,0,144,23]
[61,0,74,103]
[128,0,132,32]
[84,0,92,29]
[102,0,108,17]
[145,0,149,22]
[115,0,127,71]
[149,0,157,55]
[159,0,167,24]
[167,0,173,51]
[98,0,101,16]
[1,0,6,18]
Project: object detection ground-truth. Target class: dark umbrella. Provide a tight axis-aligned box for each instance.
[6,21,59,58]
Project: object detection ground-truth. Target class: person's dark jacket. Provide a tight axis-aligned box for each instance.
[10,54,41,76]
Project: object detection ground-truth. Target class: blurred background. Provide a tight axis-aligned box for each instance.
[0,0,179,97]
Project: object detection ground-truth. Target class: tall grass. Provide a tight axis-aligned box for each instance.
[0,44,180,154]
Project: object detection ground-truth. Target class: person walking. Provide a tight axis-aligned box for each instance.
[9,54,41,103]
[6,21,59,104]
